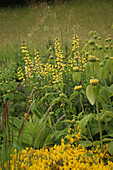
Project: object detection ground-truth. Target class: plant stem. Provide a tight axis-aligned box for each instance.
[79,93,93,141]
[93,63,95,78]
[96,100,103,152]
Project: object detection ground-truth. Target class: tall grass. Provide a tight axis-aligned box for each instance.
[0,0,113,65]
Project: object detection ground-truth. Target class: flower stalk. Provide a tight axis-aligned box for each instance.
[96,100,103,151]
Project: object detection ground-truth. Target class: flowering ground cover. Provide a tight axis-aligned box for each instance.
[1,127,113,170]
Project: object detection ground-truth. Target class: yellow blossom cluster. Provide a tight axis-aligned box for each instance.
[73,66,79,72]
[17,67,24,81]
[74,85,82,91]
[2,127,113,170]
[90,79,99,85]
[66,34,80,74]
[72,34,80,54]
[88,55,96,62]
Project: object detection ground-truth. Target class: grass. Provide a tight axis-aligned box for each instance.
[0,0,113,65]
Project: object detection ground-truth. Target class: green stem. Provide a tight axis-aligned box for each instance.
[96,100,103,152]
[93,63,95,78]
[79,93,93,141]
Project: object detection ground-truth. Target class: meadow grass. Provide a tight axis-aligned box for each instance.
[0,0,113,65]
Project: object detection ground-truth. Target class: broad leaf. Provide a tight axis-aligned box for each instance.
[80,141,92,147]
[108,142,113,155]
[86,85,96,105]
[79,114,92,131]
[72,72,78,83]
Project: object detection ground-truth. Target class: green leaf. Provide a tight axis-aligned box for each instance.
[86,85,96,105]
[80,141,92,147]
[63,98,72,108]
[93,84,102,99]
[43,134,53,147]
[34,124,46,148]
[100,86,111,103]
[62,120,72,123]
[51,97,61,104]
[32,109,42,119]
[72,72,81,83]
[69,91,78,101]
[85,62,93,76]
[72,72,78,83]
[108,142,113,155]
[103,138,113,142]
[79,114,92,131]
[105,111,113,118]
[109,60,113,72]
[77,72,81,82]
[32,119,39,139]
[55,128,69,140]
[94,62,100,76]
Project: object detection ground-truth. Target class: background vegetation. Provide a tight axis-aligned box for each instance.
[0,0,113,66]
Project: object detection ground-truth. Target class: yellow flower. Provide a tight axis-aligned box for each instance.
[90,79,99,85]
[7,90,11,93]
[99,62,103,67]
[73,66,79,72]
[88,55,96,62]
[74,85,82,91]
[96,58,100,61]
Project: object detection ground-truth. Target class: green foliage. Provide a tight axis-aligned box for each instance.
[1,30,113,162]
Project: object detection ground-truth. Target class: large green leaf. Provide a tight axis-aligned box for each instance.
[86,85,96,105]
[32,119,39,140]
[100,86,111,103]
[93,84,102,99]
[108,142,113,155]
[79,114,93,131]
[34,124,46,148]
[94,62,100,76]
[72,72,78,83]
[72,72,81,83]
[85,62,93,76]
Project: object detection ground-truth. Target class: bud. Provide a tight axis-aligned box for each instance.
[88,39,95,45]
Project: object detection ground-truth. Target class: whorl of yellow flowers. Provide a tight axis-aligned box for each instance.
[90,79,99,85]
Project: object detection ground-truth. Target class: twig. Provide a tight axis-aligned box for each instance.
[50,114,66,133]
[18,101,35,138]
[27,88,35,109]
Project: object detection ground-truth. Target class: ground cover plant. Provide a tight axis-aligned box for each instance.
[0,29,113,169]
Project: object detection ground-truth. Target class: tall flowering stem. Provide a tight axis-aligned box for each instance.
[96,100,103,152]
